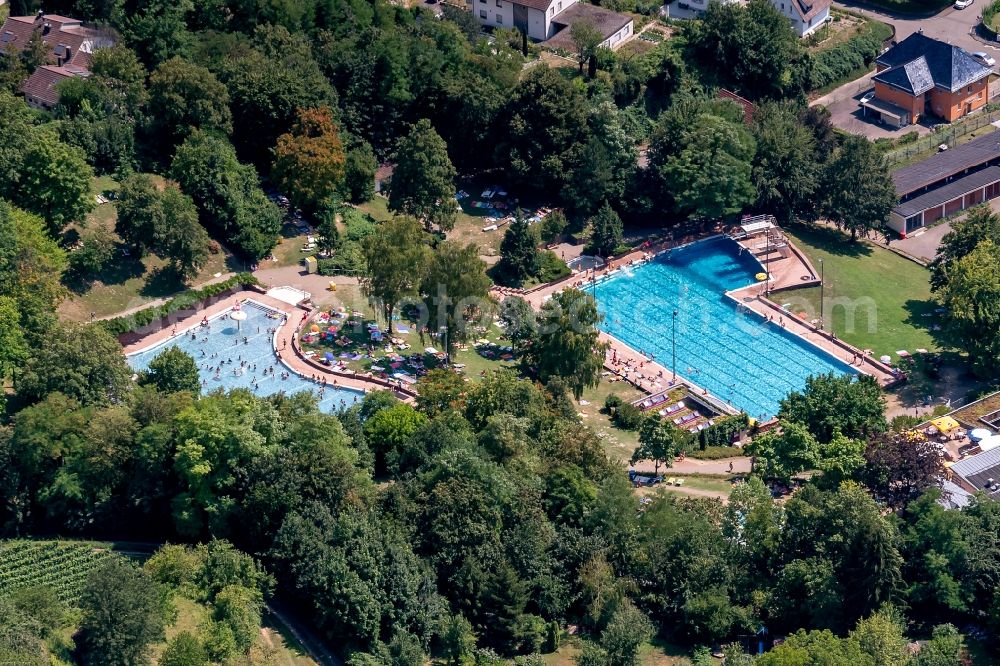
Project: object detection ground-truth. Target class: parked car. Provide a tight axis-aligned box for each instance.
[859,90,875,105]
[955,0,974,9]
[972,51,996,67]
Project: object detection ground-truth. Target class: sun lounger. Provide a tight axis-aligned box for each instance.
[674,478,684,487]
[665,478,675,486]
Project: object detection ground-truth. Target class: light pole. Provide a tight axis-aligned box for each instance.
[440,325,449,367]
[671,309,678,381]
[819,258,824,332]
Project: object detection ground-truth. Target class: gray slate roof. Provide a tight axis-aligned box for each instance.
[873,56,934,95]
[893,165,1000,217]
[893,130,1000,196]
[875,32,991,93]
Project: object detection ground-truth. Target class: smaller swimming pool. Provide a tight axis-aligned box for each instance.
[127,301,365,412]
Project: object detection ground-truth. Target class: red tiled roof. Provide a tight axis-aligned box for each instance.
[0,14,110,69]
[21,64,79,107]
[718,89,756,125]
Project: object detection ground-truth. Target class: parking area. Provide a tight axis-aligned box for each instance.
[825,88,936,139]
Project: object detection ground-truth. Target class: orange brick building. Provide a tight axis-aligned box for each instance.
[862,33,991,127]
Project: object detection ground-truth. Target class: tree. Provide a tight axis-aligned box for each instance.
[494,213,540,287]
[388,119,457,231]
[78,557,167,666]
[779,373,887,443]
[441,614,477,666]
[849,608,909,666]
[862,431,945,509]
[12,128,95,234]
[930,205,1000,290]
[687,0,799,100]
[745,421,820,482]
[420,241,492,356]
[500,67,589,197]
[115,0,193,68]
[0,296,27,411]
[17,321,133,407]
[586,203,624,257]
[146,57,231,152]
[824,136,896,241]
[363,402,429,475]
[344,140,377,203]
[140,347,200,394]
[570,19,602,76]
[68,224,117,278]
[913,624,964,666]
[116,174,166,256]
[598,601,653,666]
[19,27,51,74]
[171,131,282,260]
[519,288,607,399]
[935,240,1000,375]
[631,417,691,475]
[360,217,430,332]
[272,106,346,213]
[160,186,210,280]
[540,210,568,244]
[416,369,468,418]
[160,632,209,666]
[752,101,820,223]
[656,113,756,220]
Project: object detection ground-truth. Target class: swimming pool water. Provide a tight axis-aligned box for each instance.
[593,236,856,419]
[127,302,364,412]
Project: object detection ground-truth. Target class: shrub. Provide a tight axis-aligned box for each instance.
[612,402,645,430]
[808,21,891,91]
[537,250,571,283]
[100,273,259,336]
[688,445,743,460]
[603,394,624,413]
[317,240,366,276]
[698,413,750,448]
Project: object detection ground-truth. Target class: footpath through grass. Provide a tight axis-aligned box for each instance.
[782,226,940,358]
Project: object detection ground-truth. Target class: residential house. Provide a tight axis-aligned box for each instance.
[0,11,113,109]
[770,0,831,37]
[467,0,633,50]
[862,32,991,128]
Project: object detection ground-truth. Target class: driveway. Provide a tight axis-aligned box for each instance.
[890,221,951,261]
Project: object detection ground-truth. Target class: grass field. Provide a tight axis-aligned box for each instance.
[782,226,939,358]
[543,636,717,666]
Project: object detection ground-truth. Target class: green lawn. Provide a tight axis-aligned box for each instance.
[782,226,939,358]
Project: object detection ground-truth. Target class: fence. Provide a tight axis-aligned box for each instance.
[883,108,1000,167]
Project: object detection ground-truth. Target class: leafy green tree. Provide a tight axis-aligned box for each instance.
[140,347,200,394]
[930,205,1000,290]
[849,607,909,666]
[935,239,1000,375]
[115,0,193,67]
[779,373,887,443]
[344,140,377,203]
[755,629,868,666]
[752,101,820,222]
[656,113,756,220]
[19,27,51,74]
[563,101,636,217]
[89,45,149,119]
[900,491,972,617]
[160,186,210,280]
[500,67,589,198]
[540,210,568,243]
[12,128,94,234]
[494,213,540,287]
[0,203,67,339]
[687,0,799,100]
[171,131,281,260]
[363,402,429,475]
[816,430,867,488]
[745,421,820,482]
[913,624,964,666]
[597,601,652,666]
[441,614,477,666]
[68,224,117,277]
[570,19,603,76]
[17,321,133,406]
[388,119,458,231]
[116,174,166,256]
[213,584,263,655]
[78,557,167,666]
[824,136,897,241]
[146,57,232,151]
[361,217,430,332]
[272,106,346,213]
[0,296,27,411]
[415,369,468,418]
[631,417,690,475]
[586,203,624,257]
[519,288,607,399]
[420,241,492,356]
[160,632,209,666]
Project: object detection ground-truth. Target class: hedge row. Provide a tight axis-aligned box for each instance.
[100,273,260,336]
[810,22,892,91]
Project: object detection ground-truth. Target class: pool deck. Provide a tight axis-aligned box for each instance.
[121,289,416,402]
[501,229,901,413]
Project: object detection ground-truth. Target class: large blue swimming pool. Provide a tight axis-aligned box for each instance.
[127,301,364,412]
[593,236,855,419]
